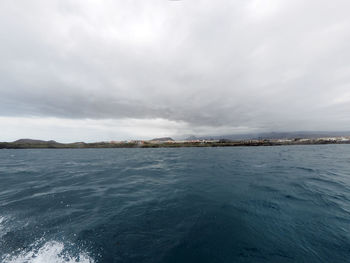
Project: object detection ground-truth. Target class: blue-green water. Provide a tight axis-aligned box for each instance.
[1,146,350,262]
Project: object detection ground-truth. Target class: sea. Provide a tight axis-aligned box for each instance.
[1,145,350,263]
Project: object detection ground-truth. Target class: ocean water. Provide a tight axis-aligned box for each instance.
[1,146,350,263]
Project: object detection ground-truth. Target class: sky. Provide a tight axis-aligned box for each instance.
[1,0,350,142]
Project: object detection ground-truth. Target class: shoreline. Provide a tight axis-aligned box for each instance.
[1,138,350,149]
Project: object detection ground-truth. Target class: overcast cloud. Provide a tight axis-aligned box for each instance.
[1,0,350,142]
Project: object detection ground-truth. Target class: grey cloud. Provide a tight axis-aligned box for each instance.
[1,0,350,134]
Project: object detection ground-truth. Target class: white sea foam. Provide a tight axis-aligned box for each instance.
[2,241,94,263]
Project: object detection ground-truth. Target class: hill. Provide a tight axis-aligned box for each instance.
[13,139,59,144]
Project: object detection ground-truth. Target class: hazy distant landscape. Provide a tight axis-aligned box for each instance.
[2,131,350,149]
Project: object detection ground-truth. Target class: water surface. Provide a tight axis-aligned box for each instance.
[1,146,350,262]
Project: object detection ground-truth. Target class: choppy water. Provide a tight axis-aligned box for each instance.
[1,146,350,262]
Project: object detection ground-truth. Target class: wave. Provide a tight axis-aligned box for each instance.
[2,241,94,263]
[0,216,4,233]
[0,216,8,239]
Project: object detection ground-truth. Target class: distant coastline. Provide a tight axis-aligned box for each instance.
[1,137,350,149]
